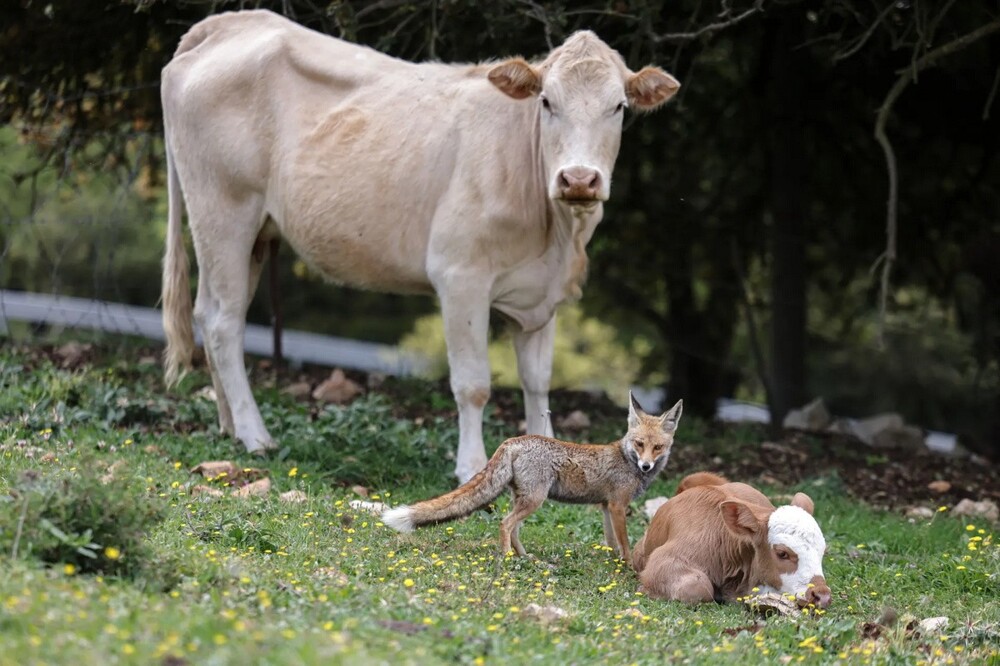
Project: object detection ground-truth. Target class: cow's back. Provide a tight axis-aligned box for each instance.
[162,10,548,294]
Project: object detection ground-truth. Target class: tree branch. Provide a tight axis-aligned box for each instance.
[873,17,1000,346]
[649,0,763,43]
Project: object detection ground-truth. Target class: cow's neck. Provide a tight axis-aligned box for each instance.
[548,201,602,302]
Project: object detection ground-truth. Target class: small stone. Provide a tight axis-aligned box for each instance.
[279,490,308,504]
[557,410,591,431]
[521,603,570,626]
[191,485,224,498]
[643,496,669,520]
[193,386,217,403]
[927,480,951,494]
[917,617,949,634]
[904,506,934,520]
[951,498,999,522]
[782,398,831,431]
[351,485,369,498]
[349,500,388,514]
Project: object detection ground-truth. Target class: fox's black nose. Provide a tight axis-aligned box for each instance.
[640,462,654,472]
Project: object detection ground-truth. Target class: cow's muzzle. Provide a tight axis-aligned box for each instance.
[557,166,603,203]
[798,575,832,609]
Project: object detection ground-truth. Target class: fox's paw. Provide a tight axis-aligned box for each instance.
[381,506,415,533]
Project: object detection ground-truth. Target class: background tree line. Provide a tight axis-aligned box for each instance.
[2,0,998,456]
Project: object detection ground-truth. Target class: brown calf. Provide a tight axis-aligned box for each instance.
[633,472,831,608]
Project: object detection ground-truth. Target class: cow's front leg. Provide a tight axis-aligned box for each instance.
[513,314,556,438]
[439,279,492,483]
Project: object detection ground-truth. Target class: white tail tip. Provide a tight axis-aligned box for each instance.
[382,506,415,533]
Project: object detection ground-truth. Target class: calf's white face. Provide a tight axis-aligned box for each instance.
[487,32,679,206]
[763,505,830,607]
[721,492,832,608]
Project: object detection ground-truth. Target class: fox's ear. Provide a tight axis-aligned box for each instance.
[628,391,646,428]
[659,399,683,432]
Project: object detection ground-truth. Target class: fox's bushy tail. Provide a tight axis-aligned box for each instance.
[382,444,514,532]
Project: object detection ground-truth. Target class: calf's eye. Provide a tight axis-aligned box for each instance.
[776,550,790,560]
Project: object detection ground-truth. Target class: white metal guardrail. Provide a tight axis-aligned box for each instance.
[0,290,428,376]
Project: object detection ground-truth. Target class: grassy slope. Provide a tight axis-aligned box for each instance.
[0,345,997,665]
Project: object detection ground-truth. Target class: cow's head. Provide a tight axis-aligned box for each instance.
[720,493,832,609]
[487,32,679,206]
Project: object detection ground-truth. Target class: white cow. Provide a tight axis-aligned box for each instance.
[161,10,679,482]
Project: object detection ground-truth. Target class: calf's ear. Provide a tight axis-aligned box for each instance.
[791,492,815,516]
[488,58,542,99]
[626,66,680,111]
[720,500,764,539]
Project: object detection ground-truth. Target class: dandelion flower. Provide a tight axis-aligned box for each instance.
[63,564,77,576]
[403,579,415,588]
[104,546,121,561]
[288,467,298,478]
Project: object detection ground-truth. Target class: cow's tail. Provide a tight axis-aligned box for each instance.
[162,138,195,388]
[675,472,729,496]
[382,443,515,532]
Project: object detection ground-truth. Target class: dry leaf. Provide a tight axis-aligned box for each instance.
[745,592,799,617]
[100,459,127,485]
[279,490,308,504]
[232,478,271,497]
[311,369,363,404]
[281,381,312,400]
[190,461,268,487]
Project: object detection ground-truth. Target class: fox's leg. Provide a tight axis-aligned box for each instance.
[606,501,631,564]
[638,547,714,603]
[600,504,618,554]
[500,493,545,557]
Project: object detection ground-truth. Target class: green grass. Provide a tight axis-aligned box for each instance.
[0,343,998,665]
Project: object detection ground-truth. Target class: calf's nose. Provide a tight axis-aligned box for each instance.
[804,576,832,609]
[557,166,601,201]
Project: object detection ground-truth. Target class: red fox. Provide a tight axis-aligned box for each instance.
[382,395,682,563]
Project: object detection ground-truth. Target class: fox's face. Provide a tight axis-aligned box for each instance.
[623,395,683,473]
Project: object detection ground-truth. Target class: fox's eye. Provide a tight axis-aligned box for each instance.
[634,440,644,450]
[653,446,663,453]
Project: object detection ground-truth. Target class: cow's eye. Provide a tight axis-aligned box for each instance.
[541,95,551,111]
[615,101,627,113]
[776,550,790,560]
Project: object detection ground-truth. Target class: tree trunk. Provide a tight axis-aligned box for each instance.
[766,8,808,434]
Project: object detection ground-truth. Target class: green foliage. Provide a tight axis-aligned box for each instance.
[0,345,998,664]
[400,304,653,403]
[0,464,163,578]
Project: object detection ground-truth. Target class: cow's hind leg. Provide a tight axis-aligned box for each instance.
[189,194,275,454]
[638,547,714,604]
[514,315,556,438]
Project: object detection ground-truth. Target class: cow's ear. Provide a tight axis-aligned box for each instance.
[720,500,764,539]
[791,492,815,516]
[488,58,542,100]
[659,399,683,432]
[626,66,680,112]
